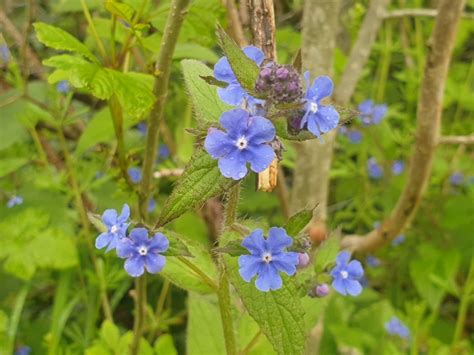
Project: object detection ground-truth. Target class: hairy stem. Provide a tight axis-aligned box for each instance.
[140,0,192,219]
[131,275,147,355]
[217,261,237,355]
[224,184,241,227]
[108,95,130,184]
[452,258,474,348]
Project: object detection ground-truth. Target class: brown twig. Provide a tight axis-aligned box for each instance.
[384,8,474,20]
[222,0,248,46]
[341,0,467,253]
[438,135,474,145]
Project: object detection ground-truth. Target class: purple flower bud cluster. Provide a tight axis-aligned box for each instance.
[255,63,302,104]
[308,283,330,298]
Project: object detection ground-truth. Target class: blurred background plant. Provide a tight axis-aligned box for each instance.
[0,0,473,354]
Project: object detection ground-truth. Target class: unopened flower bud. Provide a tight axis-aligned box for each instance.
[309,283,330,298]
[254,63,302,104]
[297,252,310,268]
[276,67,289,80]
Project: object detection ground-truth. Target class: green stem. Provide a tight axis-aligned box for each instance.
[178,256,218,291]
[140,0,192,220]
[108,95,130,184]
[80,0,108,61]
[6,281,30,354]
[131,275,147,355]
[452,258,474,348]
[217,261,237,355]
[224,184,241,227]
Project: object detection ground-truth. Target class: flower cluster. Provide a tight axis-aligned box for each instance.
[7,195,23,208]
[95,204,169,277]
[385,316,410,340]
[207,47,340,179]
[358,100,387,126]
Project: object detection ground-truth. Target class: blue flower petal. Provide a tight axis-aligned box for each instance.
[219,109,249,137]
[102,209,117,226]
[315,106,339,133]
[267,227,293,253]
[311,76,334,102]
[243,46,265,65]
[218,150,248,180]
[358,100,374,115]
[306,113,322,138]
[105,236,120,252]
[129,228,149,244]
[272,252,298,276]
[204,129,235,159]
[95,232,113,249]
[345,279,363,296]
[241,229,266,254]
[246,116,275,144]
[214,57,234,83]
[238,254,262,282]
[145,254,166,273]
[373,104,387,124]
[255,264,282,292]
[118,204,130,223]
[149,233,169,253]
[336,251,351,265]
[347,260,364,279]
[245,144,275,173]
[332,277,347,295]
[116,237,135,258]
[218,84,247,106]
[124,255,145,277]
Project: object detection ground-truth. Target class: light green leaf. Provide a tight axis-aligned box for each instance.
[154,334,177,355]
[105,0,135,22]
[314,230,341,273]
[34,22,99,64]
[156,149,238,226]
[100,320,121,350]
[174,44,219,62]
[181,59,231,123]
[0,158,28,178]
[284,208,313,237]
[226,257,306,355]
[187,293,226,355]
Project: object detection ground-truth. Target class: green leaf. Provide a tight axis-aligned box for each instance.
[105,0,135,22]
[100,320,121,350]
[181,59,231,123]
[0,158,28,178]
[161,230,193,257]
[273,117,315,141]
[313,229,341,273]
[216,26,260,94]
[154,334,178,355]
[284,208,313,237]
[225,256,306,355]
[187,293,226,355]
[34,22,99,64]
[156,149,238,226]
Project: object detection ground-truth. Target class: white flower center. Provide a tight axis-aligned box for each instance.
[262,252,273,264]
[138,246,148,256]
[110,225,119,234]
[340,270,349,279]
[309,102,318,113]
[235,136,248,150]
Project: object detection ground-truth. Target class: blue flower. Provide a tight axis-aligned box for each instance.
[392,234,405,246]
[392,160,404,175]
[0,44,11,65]
[95,204,130,252]
[330,251,364,296]
[366,255,380,267]
[204,109,276,180]
[117,228,169,277]
[128,167,142,183]
[148,198,156,213]
[136,122,147,135]
[299,72,340,138]
[358,100,387,125]
[214,46,265,106]
[449,172,464,186]
[7,195,23,208]
[158,144,170,160]
[367,157,383,179]
[347,129,363,144]
[56,80,70,94]
[238,227,299,292]
[385,316,410,339]
[14,346,31,355]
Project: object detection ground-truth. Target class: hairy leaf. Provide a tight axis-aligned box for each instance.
[284,208,313,237]
[314,229,341,273]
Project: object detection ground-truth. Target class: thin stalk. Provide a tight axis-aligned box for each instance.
[240,330,262,355]
[108,95,130,184]
[110,15,117,66]
[140,0,192,219]
[224,184,241,227]
[177,256,218,291]
[80,0,108,61]
[28,127,48,165]
[131,275,147,355]
[452,258,474,348]
[217,261,237,355]
[6,281,30,355]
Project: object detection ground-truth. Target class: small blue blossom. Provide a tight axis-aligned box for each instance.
[56,80,70,94]
[366,255,380,267]
[385,316,410,339]
[347,129,363,144]
[95,204,130,252]
[136,122,147,136]
[148,198,156,213]
[392,160,404,176]
[117,228,169,277]
[128,167,142,183]
[14,346,31,355]
[300,72,340,138]
[330,251,364,296]
[449,172,464,186]
[392,234,406,246]
[0,44,11,65]
[358,99,387,126]
[158,144,170,160]
[339,126,348,135]
[367,157,383,179]
[118,18,131,28]
[214,46,265,106]
[238,227,299,292]
[204,109,276,180]
[7,195,23,208]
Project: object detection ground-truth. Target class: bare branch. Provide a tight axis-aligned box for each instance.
[222,0,248,46]
[384,8,474,20]
[341,0,467,253]
[438,135,474,145]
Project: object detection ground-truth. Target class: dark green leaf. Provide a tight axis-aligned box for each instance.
[284,208,313,237]
[313,229,341,273]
